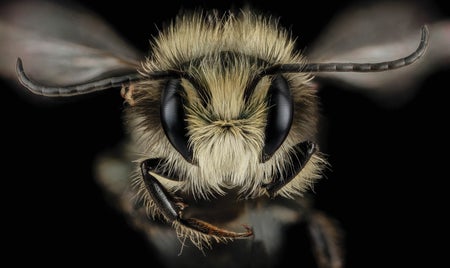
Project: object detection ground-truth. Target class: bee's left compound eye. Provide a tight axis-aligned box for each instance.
[160,79,193,164]
[261,75,293,163]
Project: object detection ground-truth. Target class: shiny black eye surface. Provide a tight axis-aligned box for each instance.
[262,75,293,162]
[160,79,193,163]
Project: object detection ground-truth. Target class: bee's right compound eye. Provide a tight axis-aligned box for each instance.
[160,79,194,164]
[261,75,293,163]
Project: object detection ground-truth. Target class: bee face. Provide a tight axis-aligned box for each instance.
[126,10,327,200]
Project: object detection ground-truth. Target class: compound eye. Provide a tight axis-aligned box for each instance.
[261,75,293,163]
[160,79,193,163]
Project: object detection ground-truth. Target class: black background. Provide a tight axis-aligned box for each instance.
[2,0,449,267]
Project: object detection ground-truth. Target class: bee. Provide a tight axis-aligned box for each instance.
[1,0,448,267]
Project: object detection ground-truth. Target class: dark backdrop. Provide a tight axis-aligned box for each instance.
[2,0,449,267]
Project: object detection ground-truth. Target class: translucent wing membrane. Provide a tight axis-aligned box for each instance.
[0,0,142,97]
[305,0,450,106]
[261,26,429,74]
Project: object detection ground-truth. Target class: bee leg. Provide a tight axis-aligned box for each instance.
[307,211,344,268]
[141,159,186,222]
[262,140,317,197]
[141,159,253,238]
[179,218,253,238]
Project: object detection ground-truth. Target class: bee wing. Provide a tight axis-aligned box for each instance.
[306,0,450,106]
[0,0,142,97]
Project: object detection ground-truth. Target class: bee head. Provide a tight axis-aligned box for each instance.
[158,52,297,166]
